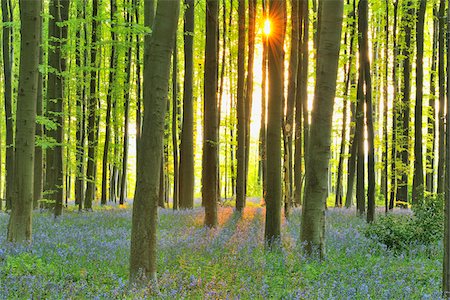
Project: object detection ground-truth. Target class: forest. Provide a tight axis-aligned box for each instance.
[1,0,450,298]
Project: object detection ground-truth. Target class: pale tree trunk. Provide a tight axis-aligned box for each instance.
[203,0,219,227]
[300,0,343,257]
[129,0,179,282]
[46,0,70,217]
[7,0,41,242]
[265,0,286,245]
[179,0,195,209]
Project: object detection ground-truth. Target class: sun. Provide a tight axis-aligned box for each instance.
[263,19,271,36]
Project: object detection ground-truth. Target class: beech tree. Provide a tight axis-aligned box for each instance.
[7,0,41,242]
[129,0,179,281]
[300,0,343,256]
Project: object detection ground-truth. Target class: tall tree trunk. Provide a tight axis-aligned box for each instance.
[34,13,44,210]
[358,0,375,223]
[437,0,446,194]
[355,72,365,216]
[203,0,219,227]
[389,0,399,210]
[284,0,298,217]
[119,9,133,206]
[129,0,179,282]
[179,0,195,209]
[46,0,70,217]
[301,0,343,256]
[236,0,246,212]
[412,0,426,203]
[101,0,118,205]
[427,6,438,193]
[244,0,256,201]
[396,1,413,203]
[2,0,14,211]
[265,0,286,245]
[7,0,41,242]
[259,0,268,201]
[85,0,99,210]
[75,1,87,210]
[172,36,179,210]
[382,0,389,212]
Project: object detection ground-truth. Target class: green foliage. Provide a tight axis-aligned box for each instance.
[365,194,444,251]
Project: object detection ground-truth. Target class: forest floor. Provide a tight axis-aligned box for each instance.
[0,205,442,299]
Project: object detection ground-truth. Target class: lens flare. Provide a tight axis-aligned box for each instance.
[264,19,271,36]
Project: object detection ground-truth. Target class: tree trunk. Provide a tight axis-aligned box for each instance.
[412,0,426,203]
[46,0,70,217]
[129,0,179,282]
[7,0,41,242]
[2,0,14,211]
[284,0,298,217]
[437,0,446,194]
[84,0,99,210]
[179,0,195,209]
[203,0,219,227]
[426,6,438,193]
[236,0,246,212]
[259,0,268,202]
[301,0,343,256]
[265,0,286,245]
[172,36,179,210]
[34,13,44,210]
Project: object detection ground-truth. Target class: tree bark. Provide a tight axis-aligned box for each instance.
[46,0,70,217]
[301,0,343,256]
[7,0,41,242]
[203,0,219,227]
[179,0,195,209]
[129,0,179,282]
[265,0,286,245]
[437,0,446,194]
[412,0,426,203]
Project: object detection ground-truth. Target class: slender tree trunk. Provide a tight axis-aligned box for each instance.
[259,0,268,201]
[46,0,70,217]
[7,0,41,242]
[437,0,446,194]
[389,0,399,210]
[84,0,99,210]
[101,0,118,205]
[2,0,14,211]
[396,1,413,203]
[358,0,375,223]
[119,10,133,206]
[203,0,219,227]
[129,0,179,282]
[265,0,286,245]
[427,6,438,193]
[412,0,426,203]
[179,0,195,209]
[355,73,365,216]
[301,0,343,256]
[284,0,298,217]
[236,0,246,212]
[172,36,179,210]
[34,14,44,210]
[382,0,389,212]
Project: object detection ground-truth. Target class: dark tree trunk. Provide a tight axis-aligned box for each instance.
[437,0,446,194]
[85,0,99,210]
[236,0,246,212]
[265,0,286,245]
[179,0,195,209]
[203,0,219,227]
[2,0,14,211]
[412,0,426,203]
[46,0,70,217]
[172,36,179,210]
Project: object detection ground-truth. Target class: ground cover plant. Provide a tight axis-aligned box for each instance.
[0,206,442,299]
